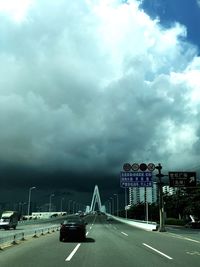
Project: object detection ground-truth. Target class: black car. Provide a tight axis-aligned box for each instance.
[59,217,87,241]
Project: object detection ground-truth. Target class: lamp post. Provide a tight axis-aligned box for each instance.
[76,202,80,213]
[21,202,26,216]
[72,201,76,214]
[104,200,109,214]
[68,200,72,214]
[114,194,119,217]
[19,202,26,216]
[27,187,36,218]
[49,194,54,213]
[125,188,127,219]
[108,201,111,214]
[110,197,114,215]
[60,197,64,213]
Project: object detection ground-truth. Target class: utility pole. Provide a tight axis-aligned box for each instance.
[27,187,36,218]
[125,187,127,219]
[155,163,166,232]
[114,194,119,217]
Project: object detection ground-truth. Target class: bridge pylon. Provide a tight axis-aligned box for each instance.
[89,185,104,212]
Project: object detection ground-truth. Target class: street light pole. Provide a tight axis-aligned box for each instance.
[110,197,114,215]
[27,187,36,218]
[108,201,111,214]
[72,201,76,214]
[68,200,72,214]
[104,200,109,214]
[125,188,127,219]
[114,194,119,217]
[21,202,26,217]
[60,197,64,212]
[49,194,54,213]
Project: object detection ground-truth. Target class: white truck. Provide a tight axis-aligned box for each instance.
[0,211,18,230]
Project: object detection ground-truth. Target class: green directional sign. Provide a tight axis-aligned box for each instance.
[169,172,196,187]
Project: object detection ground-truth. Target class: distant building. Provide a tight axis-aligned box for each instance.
[128,182,158,205]
[129,183,177,206]
[162,185,177,195]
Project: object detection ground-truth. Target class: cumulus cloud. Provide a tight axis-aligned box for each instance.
[0,0,33,22]
[0,0,200,193]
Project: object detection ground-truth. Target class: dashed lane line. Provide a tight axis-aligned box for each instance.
[143,243,173,260]
[65,243,81,262]
[121,232,128,236]
[65,231,89,261]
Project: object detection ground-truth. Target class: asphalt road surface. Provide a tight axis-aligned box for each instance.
[0,214,200,267]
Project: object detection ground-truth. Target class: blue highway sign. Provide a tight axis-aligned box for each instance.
[120,171,152,188]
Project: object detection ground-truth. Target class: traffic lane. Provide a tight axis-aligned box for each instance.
[0,230,88,267]
[1,215,199,267]
[104,218,200,266]
[106,218,200,243]
[0,216,95,267]
[0,214,92,238]
[65,216,200,266]
[0,216,174,267]
[67,216,178,267]
[166,225,200,241]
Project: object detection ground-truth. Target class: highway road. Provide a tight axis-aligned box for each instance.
[0,214,200,267]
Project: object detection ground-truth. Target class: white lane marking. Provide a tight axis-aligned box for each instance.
[186,251,200,256]
[168,233,200,244]
[90,226,92,230]
[121,232,128,236]
[65,243,81,262]
[183,237,200,243]
[143,243,173,260]
[86,231,89,236]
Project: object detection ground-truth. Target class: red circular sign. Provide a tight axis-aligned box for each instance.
[123,163,132,171]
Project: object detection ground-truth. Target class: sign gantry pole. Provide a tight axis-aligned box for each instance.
[125,187,127,219]
[155,163,166,232]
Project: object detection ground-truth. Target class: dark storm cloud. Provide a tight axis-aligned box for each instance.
[0,0,200,203]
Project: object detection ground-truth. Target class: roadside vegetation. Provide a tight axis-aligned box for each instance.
[118,187,200,226]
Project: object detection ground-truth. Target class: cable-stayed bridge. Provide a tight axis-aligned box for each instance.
[85,185,106,213]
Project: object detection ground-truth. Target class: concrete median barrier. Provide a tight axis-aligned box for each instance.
[107,214,158,231]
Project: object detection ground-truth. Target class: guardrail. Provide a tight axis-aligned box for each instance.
[0,225,60,250]
[17,214,75,226]
[107,214,158,231]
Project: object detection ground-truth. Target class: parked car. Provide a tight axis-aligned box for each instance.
[60,217,87,241]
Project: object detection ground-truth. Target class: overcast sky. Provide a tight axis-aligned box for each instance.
[0,0,200,208]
